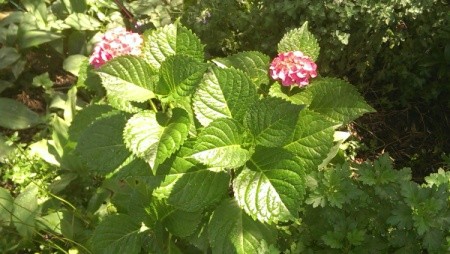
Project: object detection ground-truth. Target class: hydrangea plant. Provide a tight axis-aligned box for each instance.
[73,21,375,253]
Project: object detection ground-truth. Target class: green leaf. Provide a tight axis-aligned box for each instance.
[106,161,158,222]
[123,108,191,169]
[154,141,230,212]
[36,212,63,234]
[0,98,42,130]
[292,78,375,124]
[208,199,277,254]
[64,13,101,30]
[193,66,258,126]
[63,54,88,76]
[157,55,208,98]
[0,187,14,225]
[32,72,53,89]
[0,134,15,160]
[142,23,204,69]
[164,209,203,237]
[0,80,14,94]
[243,98,303,147]
[64,0,87,13]
[277,21,320,61]
[69,104,115,141]
[13,183,40,238]
[191,118,252,168]
[97,56,156,103]
[283,109,336,172]
[322,231,345,249]
[75,111,132,175]
[90,214,148,254]
[233,147,305,224]
[0,47,20,69]
[213,51,270,86]
[17,29,61,49]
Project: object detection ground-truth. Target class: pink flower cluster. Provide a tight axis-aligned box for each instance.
[269,51,317,87]
[89,27,143,68]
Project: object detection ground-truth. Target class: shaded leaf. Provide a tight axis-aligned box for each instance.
[0,187,14,225]
[90,214,147,254]
[208,199,277,254]
[164,209,203,237]
[17,29,61,49]
[75,111,131,174]
[69,104,115,141]
[13,183,40,238]
[0,98,42,130]
[0,47,20,69]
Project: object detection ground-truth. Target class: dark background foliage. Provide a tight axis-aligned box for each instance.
[181,0,450,178]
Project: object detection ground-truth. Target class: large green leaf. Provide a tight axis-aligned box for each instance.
[243,98,303,147]
[157,55,208,98]
[192,66,258,126]
[0,187,14,225]
[90,214,147,254]
[13,183,40,238]
[208,199,277,254]
[212,51,270,86]
[142,23,204,69]
[233,147,305,224]
[191,118,252,168]
[283,109,336,172]
[290,77,375,124]
[0,98,42,130]
[154,141,230,212]
[277,21,320,61]
[75,112,131,174]
[123,108,190,169]
[96,56,156,103]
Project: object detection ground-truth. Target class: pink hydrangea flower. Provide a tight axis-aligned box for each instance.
[89,27,143,68]
[269,51,317,87]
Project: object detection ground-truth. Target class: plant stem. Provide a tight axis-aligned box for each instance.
[149,99,158,112]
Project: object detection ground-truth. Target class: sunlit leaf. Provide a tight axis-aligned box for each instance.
[277,21,320,61]
[191,118,251,168]
[123,108,190,169]
[142,23,204,69]
[193,66,257,126]
[233,147,305,223]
